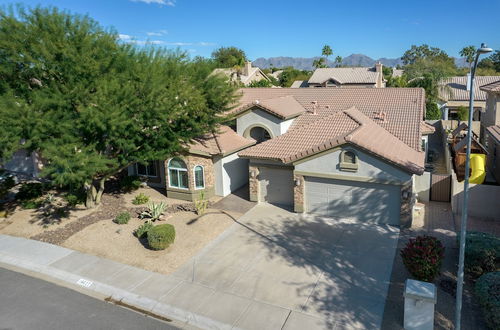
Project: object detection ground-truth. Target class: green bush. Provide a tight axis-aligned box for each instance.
[133,221,154,238]
[401,235,445,282]
[21,199,43,209]
[16,182,47,200]
[120,175,142,192]
[459,232,500,278]
[132,193,149,205]
[64,193,84,207]
[0,173,15,199]
[147,224,175,250]
[475,272,500,330]
[113,212,131,224]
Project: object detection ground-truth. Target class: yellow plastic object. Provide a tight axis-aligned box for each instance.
[469,153,486,184]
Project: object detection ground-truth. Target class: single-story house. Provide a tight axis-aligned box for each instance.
[132,87,427,227]
[212,61,271,86]
[438,75,500,121]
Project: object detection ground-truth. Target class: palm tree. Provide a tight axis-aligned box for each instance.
[459,46,476,71]
[322,45,333,66]
[313,57,327,69]
[335,56,343,67]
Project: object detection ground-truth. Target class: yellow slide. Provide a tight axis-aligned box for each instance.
[469,153,486,184]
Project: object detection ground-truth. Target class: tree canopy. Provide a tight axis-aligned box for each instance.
[0,6,237,207]
[211,46,247,68]
[459,45,476,71]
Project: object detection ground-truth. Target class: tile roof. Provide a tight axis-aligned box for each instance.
[439,76,500,101]
[420,121,435,135]
[486,125,500,143]
[212,67,270,85]
[189,125,255,156]
[232,95,307,120]
[451,122,468,137]
[308,67,380,84]
[290,80,309,88]
[234,88,425,151]
[238,107,425,174]
[480,80,500,93]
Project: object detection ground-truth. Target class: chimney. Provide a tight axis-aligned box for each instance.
[466,73,472,91]
[244,61,252,76]
[375,62,384,88]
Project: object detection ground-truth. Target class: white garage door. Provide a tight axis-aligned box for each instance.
[259,167,294,206]
[305,176,401,225]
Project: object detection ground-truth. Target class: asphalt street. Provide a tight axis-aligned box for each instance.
[0,267,184,330]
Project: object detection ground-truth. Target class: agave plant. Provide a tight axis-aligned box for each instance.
[140,202,167,221]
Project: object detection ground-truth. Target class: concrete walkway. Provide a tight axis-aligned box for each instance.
[0,204,399,330]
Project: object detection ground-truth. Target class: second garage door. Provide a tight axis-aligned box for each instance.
[305,176,401,225]
[259,167,294,206]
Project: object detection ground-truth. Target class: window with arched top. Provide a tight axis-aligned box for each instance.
[339,150,358,172]
[249,126,272,144]
[168,158,188,189]
[194,165,205,189]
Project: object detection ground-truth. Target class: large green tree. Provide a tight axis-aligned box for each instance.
[0,6,237,208]
[211,46,247,68]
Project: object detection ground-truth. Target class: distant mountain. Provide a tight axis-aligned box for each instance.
[253,54,466,71]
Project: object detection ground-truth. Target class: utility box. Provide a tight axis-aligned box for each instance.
[403,279,437,330]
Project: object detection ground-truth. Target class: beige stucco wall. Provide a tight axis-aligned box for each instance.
[486,134,500,184]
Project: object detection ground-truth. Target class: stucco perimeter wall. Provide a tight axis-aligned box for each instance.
[413,172,431,203]
[213,152,249,197]
[451,172,500,220]
[294,146,411,184]
[237,108,293,138]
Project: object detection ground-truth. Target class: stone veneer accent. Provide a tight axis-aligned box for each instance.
[400,180,414,228]
[293,173,304,213]
[249,165,259,202]
[164,154,215,201]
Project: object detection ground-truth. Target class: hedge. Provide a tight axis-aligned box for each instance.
[460,232,500,278]
[475,272,500,330]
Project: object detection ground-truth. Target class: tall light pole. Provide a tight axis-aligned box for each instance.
[455,43,492,330]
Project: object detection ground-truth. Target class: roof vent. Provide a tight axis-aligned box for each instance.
[253,99,260,105]
[310,101,318,115]
[374,110,388,122]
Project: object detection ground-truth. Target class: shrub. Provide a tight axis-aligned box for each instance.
[21,199,43,209]
[0,173,16,199]
[133,221,154,238]
[16,182,47,200]
[475,272,500,330]
[113,212,131,224]
[460,232,500,278]
[132,193,149,205]
[147,224,175,250]
[120,175,142,192]
[401,235,445,282]
[194,191,209,215]
[140,202,167,221]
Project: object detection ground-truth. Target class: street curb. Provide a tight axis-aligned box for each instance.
[0,244,233,330]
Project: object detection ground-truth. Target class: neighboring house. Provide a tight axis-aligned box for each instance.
[421,121,435,162]
[301,63,386,88]
[290,80,310,88]
[129,88,427,227]
[438,75,500,121]
[480,80,500,183]
[1,150,42,178]
[212,61,271,86]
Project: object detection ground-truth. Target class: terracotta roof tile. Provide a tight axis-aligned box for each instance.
[480,80,500,93]
[486,125,500,143]
[420,121,435,135]
[189,125,255,156]
[308,67,380,84]
[233,95,306,120]
[439,76,500,101]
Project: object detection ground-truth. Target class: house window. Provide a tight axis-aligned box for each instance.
[137,161,157,177]
[194,166,205,189]
[339,150,358,172]
[168,158,188,189]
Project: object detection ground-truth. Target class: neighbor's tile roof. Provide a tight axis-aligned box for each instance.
[232,95,307,120]
[486,125,500,143]
[480,80,500,93]
[420,121,436,135]
[439,76,500,101]
[233,88,426,151]
[238,107,425,174]
[290,80,309,88]
[189,125,255,156]
[308,67,380,84]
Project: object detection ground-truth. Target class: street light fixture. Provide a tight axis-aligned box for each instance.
[455,43,492,330]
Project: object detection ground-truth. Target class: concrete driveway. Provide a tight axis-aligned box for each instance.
[173,203,399,329]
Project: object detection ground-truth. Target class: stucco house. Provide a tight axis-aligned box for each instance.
[480,80,500,183]
[212,61,271,86]
[131,87,427,227]
[438,75,500,121]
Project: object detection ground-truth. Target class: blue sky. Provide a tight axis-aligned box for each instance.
[2,0,500,60]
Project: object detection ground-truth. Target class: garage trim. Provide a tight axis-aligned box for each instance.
[294,170,405,186]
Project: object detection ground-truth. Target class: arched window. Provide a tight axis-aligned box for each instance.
[194,165,205,189]
[168,158,188,189]
[340,150,358,172]
[249,126,271,144]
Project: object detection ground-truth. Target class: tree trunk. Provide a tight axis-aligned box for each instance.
[95,177,106,205]
[84,177,107,209]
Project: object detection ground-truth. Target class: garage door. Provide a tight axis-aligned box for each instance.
[305,176,401,225]
[259,167,294,206]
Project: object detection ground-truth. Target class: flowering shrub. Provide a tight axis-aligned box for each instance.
[401,235,445,282]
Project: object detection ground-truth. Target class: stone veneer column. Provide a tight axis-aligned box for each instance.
[294,174,305,213]
[400,180,414,228]
[249,165,259,202]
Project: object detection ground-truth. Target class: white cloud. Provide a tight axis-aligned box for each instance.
[146,30,168,36]
[198,42,216,46]
[131,0,175,6]
[164,42,193,46]
[119,34,132,40]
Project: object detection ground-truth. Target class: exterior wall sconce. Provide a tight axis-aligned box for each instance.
[295,178,301,186]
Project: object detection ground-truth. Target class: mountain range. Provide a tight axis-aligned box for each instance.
[253,54,467,70]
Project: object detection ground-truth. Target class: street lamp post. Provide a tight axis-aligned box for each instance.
[455,43,492,330]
